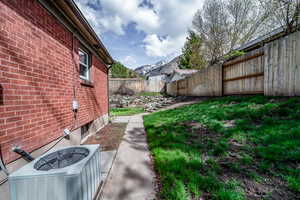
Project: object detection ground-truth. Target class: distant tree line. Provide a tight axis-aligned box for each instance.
[180,0,300,70]
[110,62,140,78]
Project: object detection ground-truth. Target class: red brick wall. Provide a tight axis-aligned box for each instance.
[0,0,109,163]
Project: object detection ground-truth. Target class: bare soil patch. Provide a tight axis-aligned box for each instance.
[84,123,127,151]
[184,121,299,200]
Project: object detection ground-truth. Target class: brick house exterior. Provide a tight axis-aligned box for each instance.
[0,0,113,165]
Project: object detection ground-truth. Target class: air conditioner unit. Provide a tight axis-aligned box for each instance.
[9,145,101,200]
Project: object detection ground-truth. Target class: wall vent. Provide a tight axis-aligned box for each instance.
[9,145,101,200]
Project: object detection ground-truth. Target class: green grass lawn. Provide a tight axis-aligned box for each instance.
[110,107,145,116]
[144,95,300,200]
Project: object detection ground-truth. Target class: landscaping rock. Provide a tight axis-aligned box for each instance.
[109,94,195,112]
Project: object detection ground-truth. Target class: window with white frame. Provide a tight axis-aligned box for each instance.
[79,48,90,80]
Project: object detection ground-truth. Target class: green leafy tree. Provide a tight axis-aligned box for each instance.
[179,31,207,70]
[110,62,139,78]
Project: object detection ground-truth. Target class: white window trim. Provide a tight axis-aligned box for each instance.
[79,48,90,81]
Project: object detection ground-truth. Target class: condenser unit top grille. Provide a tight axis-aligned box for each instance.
[10,145,100,178]
[34,147,90,171]
[9,145,101,200]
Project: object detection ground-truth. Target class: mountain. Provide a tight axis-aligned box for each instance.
[134,60,167,76]
[134,56,181,79]
[146,56,180,77]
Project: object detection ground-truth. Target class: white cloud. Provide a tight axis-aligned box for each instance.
[143,34,185,57]
[75,0,203,59]
[121,56,137,67]
[100,15,125,35]
[141,0,203,57]
[75,0,159,36]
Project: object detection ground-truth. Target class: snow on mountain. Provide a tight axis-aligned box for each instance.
[134,56,198,83]
[146,56,181,77]
[134,60,167,76]
[135,56,181,77]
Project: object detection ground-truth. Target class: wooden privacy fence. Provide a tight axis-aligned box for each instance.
[109,78,165,95]
[223,48,264,95]
[166,30,300,97]
[166,64,223,96]
[177,79,188,96]
[264,31,300,96]
[109,78,145,94]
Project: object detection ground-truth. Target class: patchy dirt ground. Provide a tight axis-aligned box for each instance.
[144,96,300,200]
[185,121,299,200]
[84,123,127,151]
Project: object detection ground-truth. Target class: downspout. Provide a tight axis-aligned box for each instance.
[0,156,9,177]
[0,140,8,185]
[107,64,113,118]
[71,33,79,129]
[0,159,8,185]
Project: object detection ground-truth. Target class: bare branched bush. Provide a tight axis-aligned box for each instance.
[192,0,285,63]
[259,0,300,33]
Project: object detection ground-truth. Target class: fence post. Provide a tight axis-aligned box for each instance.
[221,64,224,96]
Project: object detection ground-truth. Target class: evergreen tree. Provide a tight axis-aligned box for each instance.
[179,31,207,69]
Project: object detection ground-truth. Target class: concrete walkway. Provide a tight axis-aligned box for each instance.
[100,151,117,182]
[100,114,156,200]
[100,100,203,200]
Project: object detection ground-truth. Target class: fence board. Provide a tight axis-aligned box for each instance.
[295,31,300,95]
[109,78,165,95]
[166,64,222,96]
[223,48,264,95]
[289,31,296,95]
[264,31,300,96]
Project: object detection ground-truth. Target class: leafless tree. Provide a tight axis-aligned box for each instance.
[193,0,228,63]
[226,0,270,49]
[192,0,272,63]
[259,0,300,33]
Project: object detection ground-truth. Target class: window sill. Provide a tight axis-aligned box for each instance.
[80,79,94,87]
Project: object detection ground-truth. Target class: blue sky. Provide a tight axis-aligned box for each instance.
[74,0,203,69]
